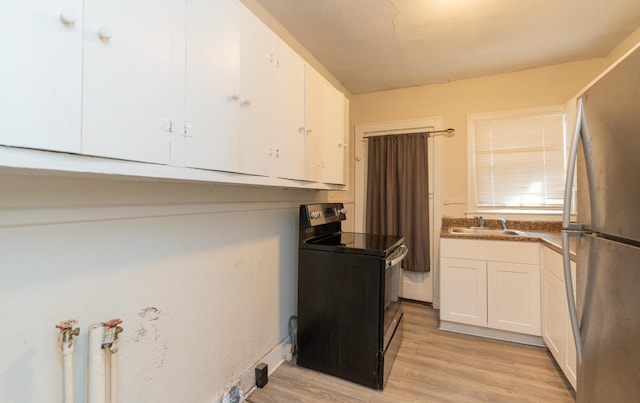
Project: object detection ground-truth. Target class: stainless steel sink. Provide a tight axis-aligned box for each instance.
[500,229,526,236]
[449,227,477,234]
[448,227,525,236]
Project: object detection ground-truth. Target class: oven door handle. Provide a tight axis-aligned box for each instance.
[386,244,408,267]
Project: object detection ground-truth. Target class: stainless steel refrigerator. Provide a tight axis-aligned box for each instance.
[563,44,640,402]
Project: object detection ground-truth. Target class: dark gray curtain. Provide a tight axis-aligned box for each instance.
[366,132,430,272]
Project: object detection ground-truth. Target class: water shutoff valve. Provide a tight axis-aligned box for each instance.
[102,318,123,352]
[56,319,80,349]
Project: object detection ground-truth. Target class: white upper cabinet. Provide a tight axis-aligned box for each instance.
[1,0,347,188]
[0,0,83,153]
[81,0,180,164]
[273,37,306,181]
[181,2,276,176]
[303,66,324,183]
[180,0,241,173]
[322,82,346,185]
[302,66,346,184]
[237,5,275,176]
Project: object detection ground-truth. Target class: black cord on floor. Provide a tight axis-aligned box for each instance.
[288,315,297,356]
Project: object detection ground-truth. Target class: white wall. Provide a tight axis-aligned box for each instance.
[351,58,606,218]
[0,2,358,400]
[0,172,341,402]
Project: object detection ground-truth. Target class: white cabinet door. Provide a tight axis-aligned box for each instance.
[563,259,578,389]
[182,2,275,177]
[82,0,178,164]
[321,82,346,185]
[303,65,324,182]
[541,245,577,390]
[0,0,82,152]
[563,304,578,389]
[181,0,240,172]
[273,38,306,181]
[237,5,274,176]
[542,266,566,361]
[487,261,541,335]
[440,258,487,327]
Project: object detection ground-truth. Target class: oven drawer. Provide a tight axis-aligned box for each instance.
[381,312,403,388]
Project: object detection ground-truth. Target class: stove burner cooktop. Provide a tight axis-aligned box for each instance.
[305,232,404,257]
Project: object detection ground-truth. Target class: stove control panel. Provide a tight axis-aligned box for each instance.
[301,203,346,227]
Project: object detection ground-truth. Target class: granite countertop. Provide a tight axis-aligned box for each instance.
[440,217,576,260]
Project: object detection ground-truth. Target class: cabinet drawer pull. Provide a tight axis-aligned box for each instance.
[60,10,77,25]
[98,27,112,40]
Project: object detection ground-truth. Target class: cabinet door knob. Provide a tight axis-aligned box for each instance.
[241,99,251,108]
[98,27,112,40]
[60,10,77,25]
[306,129,313,136]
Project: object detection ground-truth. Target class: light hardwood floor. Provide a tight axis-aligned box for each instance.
[247,301,575,402]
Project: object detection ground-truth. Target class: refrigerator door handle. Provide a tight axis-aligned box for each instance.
[562,98,583,230]
[562,230,583,365]
[562,98,584,364]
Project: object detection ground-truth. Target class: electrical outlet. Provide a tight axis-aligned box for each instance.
[284,342,293,361]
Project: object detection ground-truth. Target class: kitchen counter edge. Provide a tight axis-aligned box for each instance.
[440,226,576,261]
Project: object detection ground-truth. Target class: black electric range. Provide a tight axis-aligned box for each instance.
[297,203,407,390]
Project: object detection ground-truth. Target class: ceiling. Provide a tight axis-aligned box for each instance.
[253,0,640,94]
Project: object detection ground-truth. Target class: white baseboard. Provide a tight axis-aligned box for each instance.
[439,320,546,347]
[215,339,288,403]
[401,270,433,303]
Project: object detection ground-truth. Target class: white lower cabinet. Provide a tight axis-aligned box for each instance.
[440,257,487,327]
[440,239,542,344]
[541,245,577,389]
[563,314,578,388]
[487,261,541,335]
[542,266,565,358]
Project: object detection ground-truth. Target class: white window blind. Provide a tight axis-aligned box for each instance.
[471,111,565,209]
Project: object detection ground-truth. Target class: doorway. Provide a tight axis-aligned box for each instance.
[354,117,443,306]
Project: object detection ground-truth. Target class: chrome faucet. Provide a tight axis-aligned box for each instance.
[473,216,484,228]
[498,218,508,230]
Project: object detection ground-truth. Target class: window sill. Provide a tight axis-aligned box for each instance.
[465,209,575,222]
[470,209,563,215]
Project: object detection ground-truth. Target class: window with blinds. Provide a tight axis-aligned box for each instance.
[468,107,565,210]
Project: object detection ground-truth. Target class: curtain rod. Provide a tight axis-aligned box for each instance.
[363,128,455,139]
